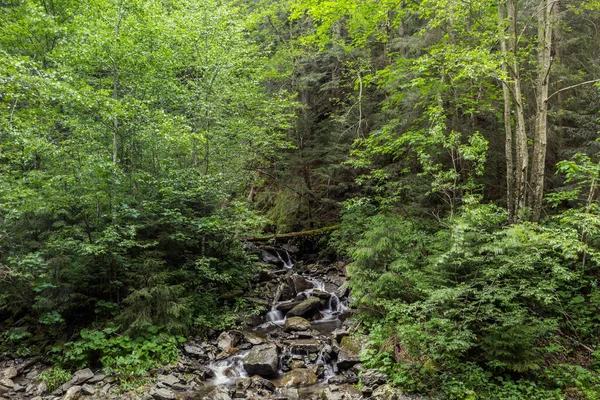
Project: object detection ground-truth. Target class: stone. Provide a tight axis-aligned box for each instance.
[208,386,232,400]
[249,375,276,392]
[87,373,105,384]
[258,269,275,282]
[337,336,364,370]
[183,343,206,358]
[243,343,279,377]
[284,316,312,332]
[2,367,18,379]
[25,369,40,380]
[280,368,318,387]
[0,379,13,389]
[335,282,350,298]
[361,369,388,387]
[331,328,350,342]
[372,384,405,400]
[63,385,82,400]
[71,368,94,384]
[286,274,314,295]
[287,297,323,318]
[274,283,295,302]
[0,385,9,395]
[290,361,305,369]
[274,299,304,312]
[217,331,242,350]
[157,374,180,387]
[217,347,239,360]
[287,339,321,354]
[321,388,345,400]
[243,331,266,345]
[81,384,95,395]
[152,387,176,400]
[13,383,24,392]
[312,290,331,300]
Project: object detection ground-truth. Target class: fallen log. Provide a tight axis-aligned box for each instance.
[244,225,340,242]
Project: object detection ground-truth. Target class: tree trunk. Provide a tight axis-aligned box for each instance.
[507,0,528,220]
[498,0,516,222]
[529,0,555,221]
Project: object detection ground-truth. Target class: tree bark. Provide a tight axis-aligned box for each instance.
[529,0,556,221]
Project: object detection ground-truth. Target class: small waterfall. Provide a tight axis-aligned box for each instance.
[266,309,285,323]
[277,250,294,269]
[209,354,248,385]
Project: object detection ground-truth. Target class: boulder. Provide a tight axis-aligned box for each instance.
[288,339,321,354]
[284,317,312,332]
[217,331,242,350]
[361,369,388,387]
[243,331,266,345]
[151,388,176,400]
[312,290,331,300]
[243,343,279,377]
[331,328,349,342]
[183,343,206,358]
[337,336,364,370]
[71,368,94,385]
[274,283,295,302]
[208,385,232,400]
[81,384,95,395]
[0,379,14,389]
[63,385,82,400]
[287,297,323,318]
[2,367,18,379]
[157,374,180,387]
[274,299,304,312]
[286,274,314,295]
[280,368,318,387]
[87,373,105,384]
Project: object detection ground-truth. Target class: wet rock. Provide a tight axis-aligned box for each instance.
[2,367,17,379]
[287,297,323,318]
[288,339,321,354]
[275,299,303,312]
[218,331,242,350]
[249,375,275,392]
[151,387,176,400]
[332,328,349,342]
[243,331,266,345]
[280,368,318,387]
[284,316,311,332]
[258,269,276,282]
[217,347,239,360]
[274,283,295,302]
[290,361,305,369]
[207,385,232,400]
[286,274,314,295]
[337,336,364,370]
[372,384,415,400]
[63,385,82,400]
[157,374,180,387]
[335,282,350,298]
[243,343,279,377]
[361,386,374,396]
[312,290,331,300]
[362,369,388,387]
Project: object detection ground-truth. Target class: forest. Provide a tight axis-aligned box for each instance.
[1,0,600,399]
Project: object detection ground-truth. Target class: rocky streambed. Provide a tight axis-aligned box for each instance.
[0,246,423,400]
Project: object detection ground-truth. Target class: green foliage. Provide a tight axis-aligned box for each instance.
[345,202,600,398]
[58,326,181,382]
[37,366,72,392]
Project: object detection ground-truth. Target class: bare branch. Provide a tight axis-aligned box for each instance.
[547,79,600,102]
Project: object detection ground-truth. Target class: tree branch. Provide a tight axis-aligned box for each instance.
[547,79,600,102]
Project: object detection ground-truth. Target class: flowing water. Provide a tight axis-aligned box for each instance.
[195,248,356,399]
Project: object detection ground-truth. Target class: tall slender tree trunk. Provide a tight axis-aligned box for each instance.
[112,1,123,166]
[498,1,516,222]
[530,0,556,221]
[507,0,528,220]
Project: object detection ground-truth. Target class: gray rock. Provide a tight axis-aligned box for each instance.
[284,316,312,332]
[183,343,206,358]
[81,384,95,395]
[280,368,318,387]
[14,383,24,392]
[157,374,180,387]
[71,368,94,384]
[362,369,388,387]
[63,385,82,400]
[274,299,304,312]
[0,379,14,389]
[249,375,275,392]
[312,290,331,300]
[287,339,321,354]
[335,282,350,298]
[332,328,349,342]
[151,388,176,400]
[287,274,314,295]
[337,336,364,370]
[274,283,295,302]
[208,385,232,400]
[87,374,105,384]
[287,297,323,318]
[0,384,9,395]
[243,343,279,377]
[217,331,242,350]
[243,331,266,345]
[2,367,18,379]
